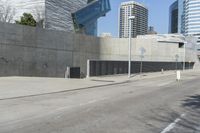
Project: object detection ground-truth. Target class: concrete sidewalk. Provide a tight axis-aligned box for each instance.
[0,70,191,100]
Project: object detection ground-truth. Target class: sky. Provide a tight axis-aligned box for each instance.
[98,0,175,37]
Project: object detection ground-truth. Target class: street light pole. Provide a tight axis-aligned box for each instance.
[128,16,135,78]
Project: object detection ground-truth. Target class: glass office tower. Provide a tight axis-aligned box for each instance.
[184,0,200,45]
[169,0,178,33]
[178,0,185,34]
[169,0,200,45]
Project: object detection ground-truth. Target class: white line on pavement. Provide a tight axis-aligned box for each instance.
[160,114,186,133]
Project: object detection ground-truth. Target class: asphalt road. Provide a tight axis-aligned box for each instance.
[0,71,200,133]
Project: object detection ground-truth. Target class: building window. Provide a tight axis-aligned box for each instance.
[179,42,184,48]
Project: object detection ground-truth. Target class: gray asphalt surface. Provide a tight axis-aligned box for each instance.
[0,71,200,133]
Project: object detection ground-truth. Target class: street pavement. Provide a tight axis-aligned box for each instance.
[0,70,200,133]
[0,71,176,100]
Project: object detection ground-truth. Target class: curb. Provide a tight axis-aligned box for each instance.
[0,80,130,101]
[0,71,193,101]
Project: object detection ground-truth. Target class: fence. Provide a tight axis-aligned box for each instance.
[88,60,194,76]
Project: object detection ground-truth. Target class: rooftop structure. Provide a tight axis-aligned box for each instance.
[147,26,157,35]
[100,32,112,38]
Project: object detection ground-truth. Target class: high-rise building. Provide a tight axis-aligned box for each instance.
[2,0,111,36]
[147,26,157,34]
[169,0,178,33]
[169,0,200,45]
[119,1,148,38]
[183,0,200,45]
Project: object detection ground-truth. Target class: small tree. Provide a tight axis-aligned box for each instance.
[16,13,36,27]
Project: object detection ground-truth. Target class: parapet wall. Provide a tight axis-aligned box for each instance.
[0,22,196,77]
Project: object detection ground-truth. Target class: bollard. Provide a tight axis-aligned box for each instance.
[176,70,181,81]
[161,69,164,74]
[86,60,90,78]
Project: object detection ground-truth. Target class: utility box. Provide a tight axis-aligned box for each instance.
[65,67,80,78]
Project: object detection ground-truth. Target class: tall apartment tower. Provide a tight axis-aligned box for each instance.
[169,0,200,45]
[119,1,148,38]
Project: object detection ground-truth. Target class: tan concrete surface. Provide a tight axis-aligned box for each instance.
[0,70,185,100]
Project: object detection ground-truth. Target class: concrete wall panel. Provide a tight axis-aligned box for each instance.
[0,22,196,77]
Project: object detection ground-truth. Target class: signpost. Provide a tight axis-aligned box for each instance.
[175,54,179,71]
[139,47,146,76]
[189,61,191,69]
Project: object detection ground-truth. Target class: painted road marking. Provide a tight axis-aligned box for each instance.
[161,114,186,133]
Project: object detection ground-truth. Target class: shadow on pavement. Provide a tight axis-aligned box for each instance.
[151,109,200,132]
[183,95,200,109]
[178,95,200,132]
[143,98,200,133]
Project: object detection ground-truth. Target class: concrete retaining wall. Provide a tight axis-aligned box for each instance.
[0,22,196,77]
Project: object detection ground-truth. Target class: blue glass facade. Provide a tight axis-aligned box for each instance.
[169,0,200,45]
[72,0,111,36]
[169,1,178,33]
[178,0,185,34]
[178,0,200,45]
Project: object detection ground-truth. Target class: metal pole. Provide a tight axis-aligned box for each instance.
[175,54,179,71]
[128,19,131,78]
[139,47,145,76]
[128,16,135,78]
[140,56,143,76]
[183,42,186,71]
[189,62,190,70]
